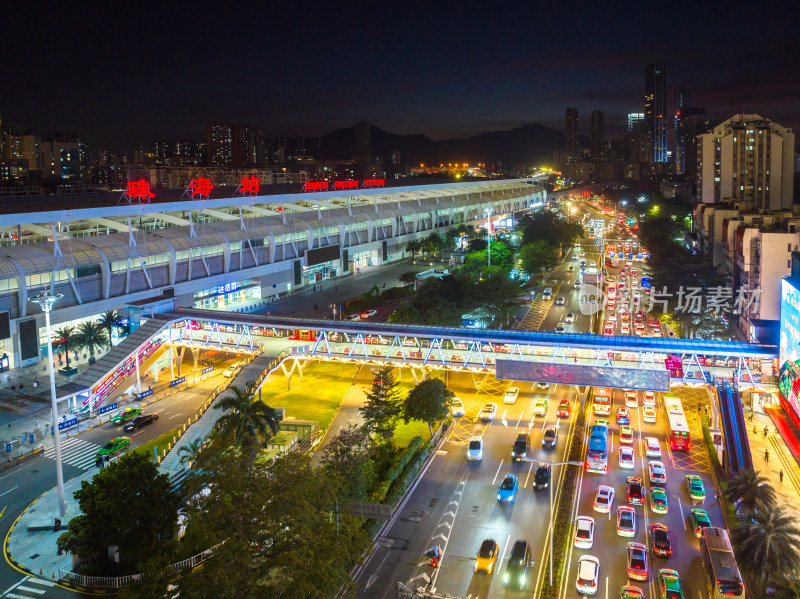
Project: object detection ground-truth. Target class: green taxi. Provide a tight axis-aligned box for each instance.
[685,474,705,503]
[657,568,684,599]
[111,406,143,424]
[96,437,131,458]
[650,487,669,514]
[620,585,645,599]
[689,508,711,538]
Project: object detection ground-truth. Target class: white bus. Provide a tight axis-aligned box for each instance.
[700,527,744,599]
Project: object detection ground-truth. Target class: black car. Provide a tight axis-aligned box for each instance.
[627,477,645,505]
[542,425,558,449]
[649,523,672,557]
[533,464,551,490]
[511,432,531,461]
[122,413,159,432]
[504,539,532,589]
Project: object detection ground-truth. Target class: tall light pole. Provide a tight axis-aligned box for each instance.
[30,291,67,517]
[485,207,493,267]
[539,458,584,586]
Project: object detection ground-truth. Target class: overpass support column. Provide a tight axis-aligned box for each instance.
[168,329,175,381]
[151,363,159,383]
[280,358,307,390]
[191,347,200,368]
[576,385,590,410]
[134,349,141,393]
[175,346,185,377]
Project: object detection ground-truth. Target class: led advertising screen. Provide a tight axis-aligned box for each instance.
[780,279,800,366]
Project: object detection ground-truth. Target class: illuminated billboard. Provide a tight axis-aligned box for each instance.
[780,279,800,366]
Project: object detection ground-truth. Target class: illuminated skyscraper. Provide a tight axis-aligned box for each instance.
[644,61,667,163]
[591,110,605,158]
[206,122,233,167]
[627,113,645,133]
[565,108,578,155]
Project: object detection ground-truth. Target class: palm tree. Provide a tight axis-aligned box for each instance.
[178,439,204,468]
[97,310,122,350]
[213,382,280,448]
[405,239,421,258]
[73,321,108,365]
[52,326,77,370]
[724,469,776,515]
[772,576,800,599]
[732,505,800,597]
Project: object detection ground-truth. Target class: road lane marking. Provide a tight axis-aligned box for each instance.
[678,496,686,529]
[498,533,512,572]
[515,412,523,429]
[0,486,18,497]
[523,460,535,489]
[491,460,504,486]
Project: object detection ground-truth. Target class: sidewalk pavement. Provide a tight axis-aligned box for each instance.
[745,408,800,524]
[0,360,212,464]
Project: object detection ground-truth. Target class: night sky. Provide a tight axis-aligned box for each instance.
[3,0,798,150]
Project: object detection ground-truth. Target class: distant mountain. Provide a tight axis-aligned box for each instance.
[315,123,567,168]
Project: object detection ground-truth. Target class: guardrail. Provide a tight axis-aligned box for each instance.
[58,541,226,589]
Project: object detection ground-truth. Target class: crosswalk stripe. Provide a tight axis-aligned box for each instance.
[42,439,102,471]
[25,578,56,587]
[16,585,46,594]
[6,593,32,598]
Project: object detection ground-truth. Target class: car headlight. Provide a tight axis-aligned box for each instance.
[497,494,502,500]
[504,573,509,582]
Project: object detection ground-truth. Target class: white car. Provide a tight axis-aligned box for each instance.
[345,313,361,321]
[645,437,662,458]
[450,397,465,417]
[555,323,566,333]
[360,309,378,318]
[593,485,615,513]
[576,555,600,595]
[643,392,656,406]
[503,387,519,405]
[619,446,635,469]
[574,516,596,549]
[222,363,240,378]
[648,461,667,485]
[565,312,576,323]
[537,382,550,390]
[617,506,637,537]
[467,436,483,461]
[480,402,498,421]
[624,391,638,408]
[642,405,657,423]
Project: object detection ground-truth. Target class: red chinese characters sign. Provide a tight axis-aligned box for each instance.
[126,179,155,202]
[189,177,213,198]
[241,176,260,195]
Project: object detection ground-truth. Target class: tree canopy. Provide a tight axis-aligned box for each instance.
[519,211,584,251]
[403,378,453,436]
[518,239,558,278]
[57,452,181,576]
[359,366,403,439]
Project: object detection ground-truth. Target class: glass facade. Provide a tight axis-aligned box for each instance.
[193,279,260,310]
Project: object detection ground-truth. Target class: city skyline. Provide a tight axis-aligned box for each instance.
[2,1,798,150]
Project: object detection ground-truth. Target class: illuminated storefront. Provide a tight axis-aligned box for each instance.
[193,279,260,310]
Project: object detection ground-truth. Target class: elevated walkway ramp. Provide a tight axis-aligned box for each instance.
[716,379,753,475]
[57,315,173,400]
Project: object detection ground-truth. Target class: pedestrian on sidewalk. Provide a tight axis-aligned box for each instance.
[780,469,784,484]
[753,425,758,434]
[764,426,769,437]
[765,449,769,462]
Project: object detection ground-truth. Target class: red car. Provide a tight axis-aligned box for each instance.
[557,400,570,418]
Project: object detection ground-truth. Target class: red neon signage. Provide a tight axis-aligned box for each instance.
[189,177,214,197]
[126,179,155,201]
[241,175,260,194]
[303,181,329,192]
[363,179,385,188]
[333,180,359,190]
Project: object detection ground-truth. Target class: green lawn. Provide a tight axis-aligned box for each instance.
[393,420,431,449]
[134,425,185,462]
[257,361,361,430]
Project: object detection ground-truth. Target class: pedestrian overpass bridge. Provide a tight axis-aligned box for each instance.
[56,306,778,408]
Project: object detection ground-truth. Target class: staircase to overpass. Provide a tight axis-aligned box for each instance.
[716,378,754,475]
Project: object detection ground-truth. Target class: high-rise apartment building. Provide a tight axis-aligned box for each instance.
[644,61,667,163]
[233,125,265,168]
[627,113,645,133]
[206,122,234,168]
[565,108,579,155]
[355,122,372,166]
[40,135,84,181]
[698,113,795,209]
[591,110,605,159]
[673,89,691,174]
[1,131,39,170]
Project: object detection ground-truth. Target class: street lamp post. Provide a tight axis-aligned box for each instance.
[538,458,584,586]
[30,290,67,517]
[485,207,493,267]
